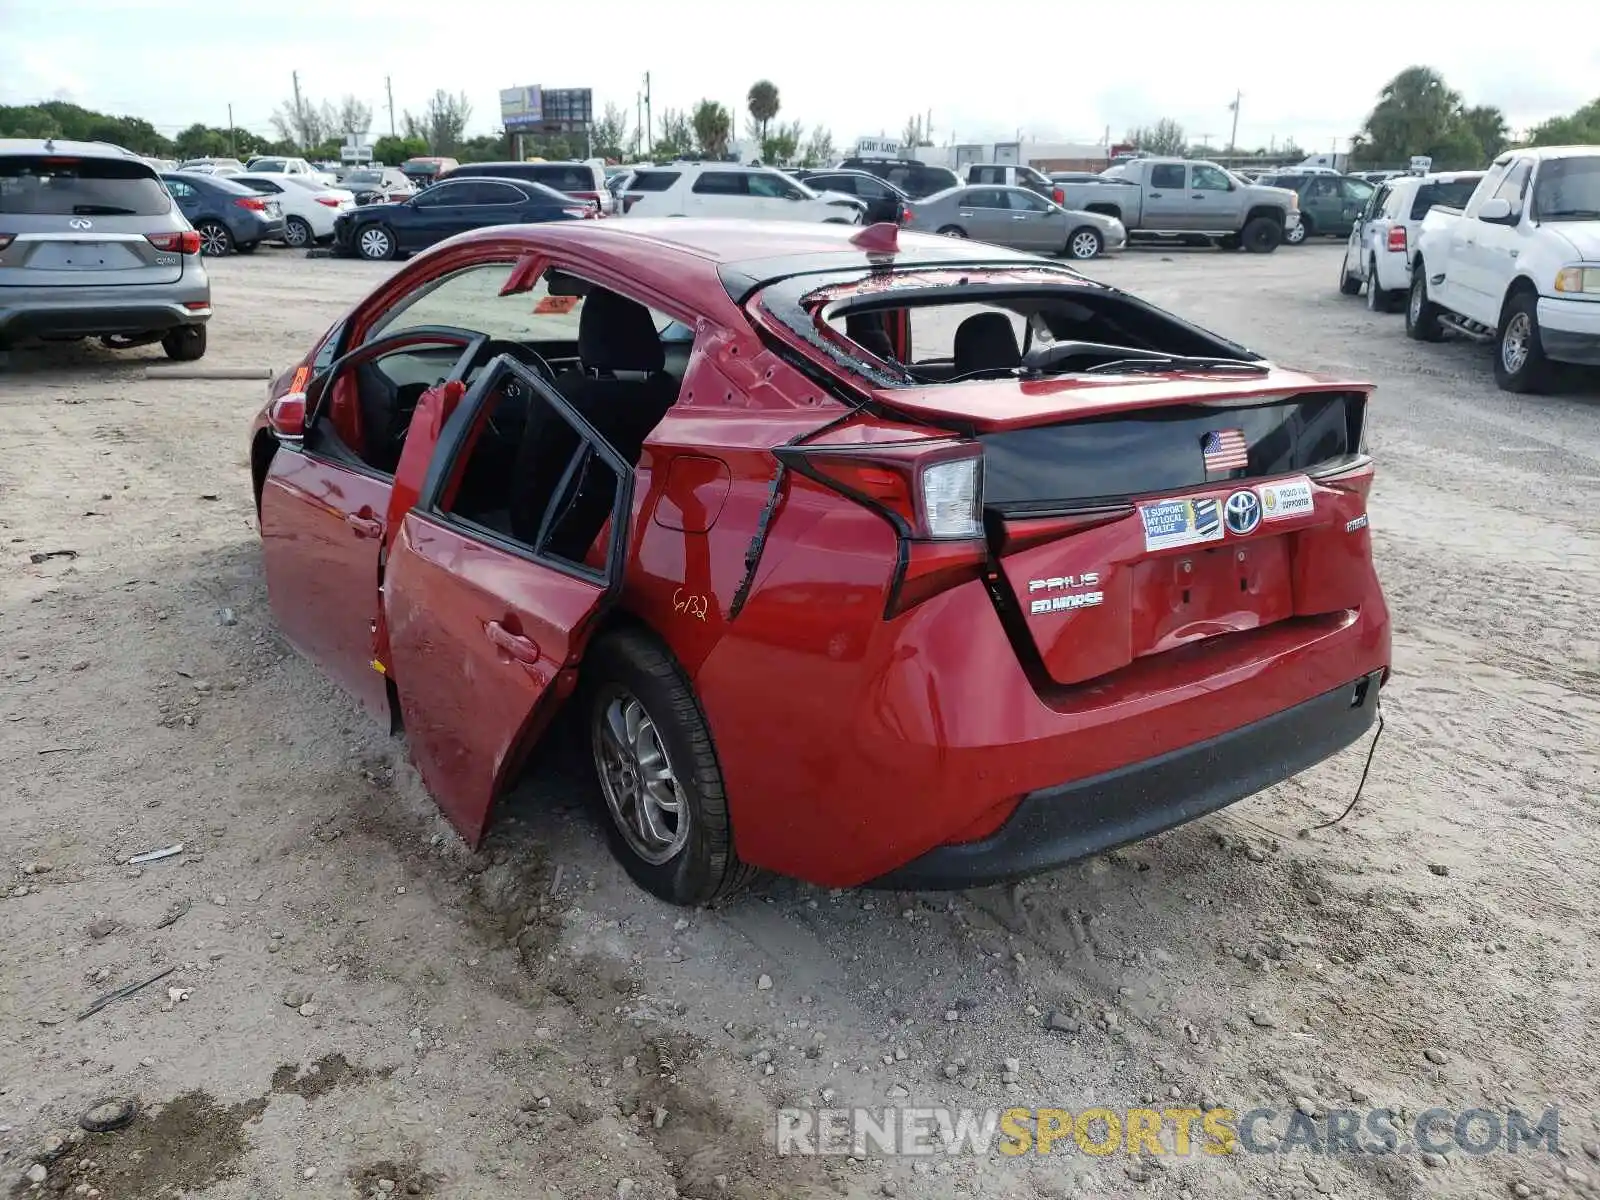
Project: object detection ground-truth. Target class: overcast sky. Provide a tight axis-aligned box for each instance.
[2,0,1595,151]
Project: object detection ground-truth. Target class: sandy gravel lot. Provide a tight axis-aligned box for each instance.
[2,241,1598,1200]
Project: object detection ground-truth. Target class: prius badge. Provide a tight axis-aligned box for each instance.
[1028,572,1103,615]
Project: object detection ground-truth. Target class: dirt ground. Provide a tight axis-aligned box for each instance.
[2,241,1598,1200]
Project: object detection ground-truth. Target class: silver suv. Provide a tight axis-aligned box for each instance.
[0,138,210,361]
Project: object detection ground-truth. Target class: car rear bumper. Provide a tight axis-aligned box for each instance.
[0,286,210,340]
[870,669,1383,889]
[1537,296,1600,365]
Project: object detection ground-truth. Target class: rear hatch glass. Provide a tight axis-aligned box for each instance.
[0,156,184,287]
[1410,177,1479,220]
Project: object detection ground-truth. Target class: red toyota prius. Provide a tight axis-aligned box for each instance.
[250,219,1389,905]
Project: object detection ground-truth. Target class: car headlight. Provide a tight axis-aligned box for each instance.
[1554,266,1600,295]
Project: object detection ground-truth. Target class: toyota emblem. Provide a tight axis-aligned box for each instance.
[1224,490,1262,536]
[69,217,93,230]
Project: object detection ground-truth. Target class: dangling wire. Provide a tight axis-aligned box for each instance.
[1310,699,1385,832]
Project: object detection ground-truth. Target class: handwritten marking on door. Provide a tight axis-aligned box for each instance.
[672,587,709,621]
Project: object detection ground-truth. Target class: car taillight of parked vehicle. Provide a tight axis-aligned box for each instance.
[234,196,268,212]
[901,206,914,224]
[315,196,342,208]
[774,440,988,616]
[1387,226,1407,253]
[146,230,202,255]
[1052,188,1064,205]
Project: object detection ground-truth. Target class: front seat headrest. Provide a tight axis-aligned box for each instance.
[953,312,1022,374]
[578,288,665,374]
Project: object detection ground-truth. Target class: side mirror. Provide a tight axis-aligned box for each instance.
[1478,196,1515,224]
[267,391,307,440]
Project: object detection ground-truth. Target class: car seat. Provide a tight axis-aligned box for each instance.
[952,312,1022,376]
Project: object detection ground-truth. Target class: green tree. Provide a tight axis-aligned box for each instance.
[655,109,695,159]
[0,102,175,155]
[800,126,836,167]
[901,114,929,148]
[1527,97,1600,146]
[691,100,732,160]
[761,120,803,166]
[372,134,428,165]
[412,89,472,156]
[1355,66,1488,168]
[1126,118,1187,155]
[1461,104,1510,160]
[591,103,632,162]
[746,80,780,143]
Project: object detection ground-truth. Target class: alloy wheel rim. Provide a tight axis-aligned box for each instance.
[593,688,688,865]
[199,225,227,255]
[1071,232,1099,259]
[1502,313,1531,373]
[285,219,308,246]
[1410,282,1424,322]
[1287,224,1305,244]
[359,228,390,258]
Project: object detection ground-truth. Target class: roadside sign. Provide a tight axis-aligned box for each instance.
[340,144,374,162]
[1409,155,1433,173]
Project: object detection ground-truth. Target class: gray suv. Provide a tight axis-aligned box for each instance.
[0,138,210,361]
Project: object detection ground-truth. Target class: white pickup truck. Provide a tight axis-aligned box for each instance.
[1407,145,1600,391]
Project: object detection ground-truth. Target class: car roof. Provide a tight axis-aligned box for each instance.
[163,171,254,193]
[0,137,146,162]
[1498,145,1599,162]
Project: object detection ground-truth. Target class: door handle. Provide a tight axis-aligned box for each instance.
[1148,192,1163,198]
[345,513,383,538]
[485,620,539,664]
[958,211,974,217]
[1192,193,1205,199]
[1011,214,1028,220]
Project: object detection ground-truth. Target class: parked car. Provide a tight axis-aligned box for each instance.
[1253,173,1375,244]
[175,157,245,177]
[1338,171,1484,312]
[906,184,1125,258]
[618,163,863,222]
[245,155,336,187]
[1059,158,1300,251]
[0,138,209,360]
[247,219,1388,904]
[161,171,284,256]
[965,163,1066,205]
[338,167,416,206]
[330,175,593,260]
[1408,146,1600,392]
[837,156,961,199]
[439,160,613,214]
[234,172,355,248]
[792,169,913,224]
[400,156,459,187]
[142,157,177,173]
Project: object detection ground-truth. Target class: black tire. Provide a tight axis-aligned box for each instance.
[1366,257,1395,312]
[936,225,967,238]
[283,216,313,248]
[161,326,207,362]
[1242,217,1282,253]
[196,221,232,257]
[1066,226,1104,260]
[581,627,756,906]
[1493,290,1555,394]
[355,223,397,261]
[1405,265,1444,341]
[1339,256,1363,295]
[1284,216,1310,245]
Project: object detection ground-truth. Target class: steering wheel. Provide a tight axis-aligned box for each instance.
[469,341,558,441]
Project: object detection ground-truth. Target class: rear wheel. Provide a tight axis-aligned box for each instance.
[161,326,207,362]
[1339,255,1362,295]
[583,628,755,907]
[1366,257,1395,312]
[1494,291,1554,393]
[196,221,232,257]
[1067,226,1104,259]
[1405,266,1444,341]
[936,225,967,238]
[1241,217,1282,253]
[283,216,313,248]
[356,224,397,260]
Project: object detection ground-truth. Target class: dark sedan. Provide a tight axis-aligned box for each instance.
[791,169,912,224]
[160,172,285,256]
[331,176,596,260]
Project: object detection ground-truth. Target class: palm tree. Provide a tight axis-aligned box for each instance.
[747,80,780,143]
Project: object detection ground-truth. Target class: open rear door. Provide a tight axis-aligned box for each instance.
[381,356,633,845]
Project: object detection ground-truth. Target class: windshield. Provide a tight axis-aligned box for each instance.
[1534,156,1600,219]
[344,171,382,185]
[0,156,173,216]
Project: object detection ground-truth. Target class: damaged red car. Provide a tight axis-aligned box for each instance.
[250,219,1389,905]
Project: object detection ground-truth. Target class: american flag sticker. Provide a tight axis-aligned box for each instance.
[1202,428,1249,473]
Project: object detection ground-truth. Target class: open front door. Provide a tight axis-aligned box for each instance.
[382,356,634,845]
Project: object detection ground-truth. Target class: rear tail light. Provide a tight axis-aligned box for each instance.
[315,196,342,207]
[146,230,202,254]
[775,440,988,616]
[901,206,913,223]
[234,196,268,211]
[1386,225,1407,253]
[1052,188,1064,205]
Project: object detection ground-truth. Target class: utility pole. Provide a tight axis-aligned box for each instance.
[227,103,235,158]
[385,76,396,137]
[643,72,652,159]
[1227,89,1241,154]
[636,91,643,159]
[290,70,304,149]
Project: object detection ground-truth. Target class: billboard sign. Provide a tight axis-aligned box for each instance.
[500,85,544,129]
[855,137,902,158]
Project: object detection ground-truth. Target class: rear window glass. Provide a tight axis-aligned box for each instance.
[527,165,597,192]
[1411,178,1479,220]
[0,156,172,217]
[628,171,680,192]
